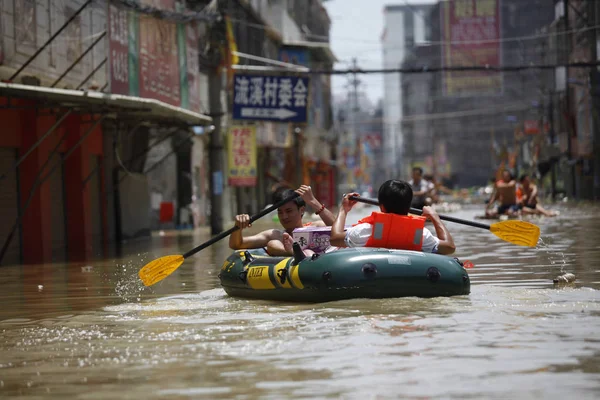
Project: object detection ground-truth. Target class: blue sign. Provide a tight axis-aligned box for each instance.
[232,74,309,123]
[212,171,223,196]
[279,48,310,67]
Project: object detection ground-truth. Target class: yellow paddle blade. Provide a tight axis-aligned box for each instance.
[489,220,540,247]
[138,255,185,286]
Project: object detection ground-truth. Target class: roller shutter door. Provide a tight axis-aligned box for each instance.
[89,155,103,258]
[0,148,22,265]
[48,153,67,262]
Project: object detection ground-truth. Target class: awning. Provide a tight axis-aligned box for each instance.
[0,82,212,126]
[282,41,338,63]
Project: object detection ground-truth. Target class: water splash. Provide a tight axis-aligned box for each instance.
[536,237,570,274]
[113,253,152,302]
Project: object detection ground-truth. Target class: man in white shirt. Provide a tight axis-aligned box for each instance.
[408,167,430,209]
[330,180,456,255]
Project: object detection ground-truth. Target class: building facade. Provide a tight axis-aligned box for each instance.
[381,3,434,178]
[0,0,212,265]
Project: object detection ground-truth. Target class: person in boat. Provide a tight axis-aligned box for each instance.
[408,167,431,209]
[229,185,335,256]
[485,170,520,218]
[327,179,456,255]
[517,174,559,217]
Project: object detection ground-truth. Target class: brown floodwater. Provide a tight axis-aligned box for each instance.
[1,202,600,399]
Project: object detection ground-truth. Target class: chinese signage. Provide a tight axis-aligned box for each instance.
[183,22,202,113]
[441,0,502,96]
[139,0,180,106]
[108,3,131,95]
[227,126,257,186]
[232,74,310,123]
[107,0,203,113]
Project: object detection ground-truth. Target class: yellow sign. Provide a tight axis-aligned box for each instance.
[247,266,275,290]
[228,125,257,186]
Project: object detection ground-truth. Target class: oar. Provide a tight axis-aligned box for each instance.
[138,192,300,286]
[350,196,540,247]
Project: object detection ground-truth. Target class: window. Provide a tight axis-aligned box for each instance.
[404,11,414,44]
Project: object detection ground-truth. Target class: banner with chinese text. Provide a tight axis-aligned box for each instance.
[228,126,257,186]
[108,0,202,111]
[441,0,502,96]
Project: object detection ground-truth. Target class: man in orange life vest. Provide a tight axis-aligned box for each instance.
[229,185,335,256]
[329,179,456,255]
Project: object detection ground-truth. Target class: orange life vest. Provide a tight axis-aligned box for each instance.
[356,212,426,251]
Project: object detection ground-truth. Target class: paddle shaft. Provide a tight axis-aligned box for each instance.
[182,193,300,259]
[349,196,491,230]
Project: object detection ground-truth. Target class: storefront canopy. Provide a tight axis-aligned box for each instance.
[0,82,212,127]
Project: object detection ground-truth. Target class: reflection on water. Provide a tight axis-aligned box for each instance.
[1,204,600,399]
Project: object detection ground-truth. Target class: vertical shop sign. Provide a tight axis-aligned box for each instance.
[228,126,257,186]
[108,2,129,94]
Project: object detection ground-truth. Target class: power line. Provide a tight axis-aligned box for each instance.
[229,13,600,51]
[316,61,600,75]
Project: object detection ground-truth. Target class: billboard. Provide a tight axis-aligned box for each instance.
[184,22,202,113]
[139,0,180,106]
[108,0,201,111]
[441,0,502,96]
[228,126,257,186]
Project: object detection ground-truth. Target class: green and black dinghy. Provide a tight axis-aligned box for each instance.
[218,245,470,303]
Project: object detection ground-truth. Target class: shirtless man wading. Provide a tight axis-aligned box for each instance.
[485,170,519,217]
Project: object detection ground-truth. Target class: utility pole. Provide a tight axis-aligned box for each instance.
[564,0,577,198]
[349,57,361,188]
[209,67,225,234]
[548,94,557,200]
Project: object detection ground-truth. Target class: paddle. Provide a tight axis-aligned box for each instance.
[349,196,540,247]
[138,192,300,286]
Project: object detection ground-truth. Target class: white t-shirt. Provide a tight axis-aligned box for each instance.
[408,179,431,204]
[344,223,440,253]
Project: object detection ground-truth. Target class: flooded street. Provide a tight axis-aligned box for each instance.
[2,203,600,399]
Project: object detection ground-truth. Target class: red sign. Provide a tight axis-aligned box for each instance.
[364,133,382,148]
[524,120,539,135]
[108,3,129,95]
[139,0,180,106]
[441,0,502,96]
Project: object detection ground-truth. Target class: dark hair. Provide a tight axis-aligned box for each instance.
[271,187,305,208]
[503,170,514,180]
[519,174,529,183]
[412,167,423,175]
[378,179,413,215]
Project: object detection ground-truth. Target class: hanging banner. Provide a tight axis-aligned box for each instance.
[441,0,502,96]
[139,0,181,106]
[185,22,202,113]
[108,2,129,94]
[228,126,257,186]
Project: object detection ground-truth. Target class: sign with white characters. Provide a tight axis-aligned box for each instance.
[232,74,309,123]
